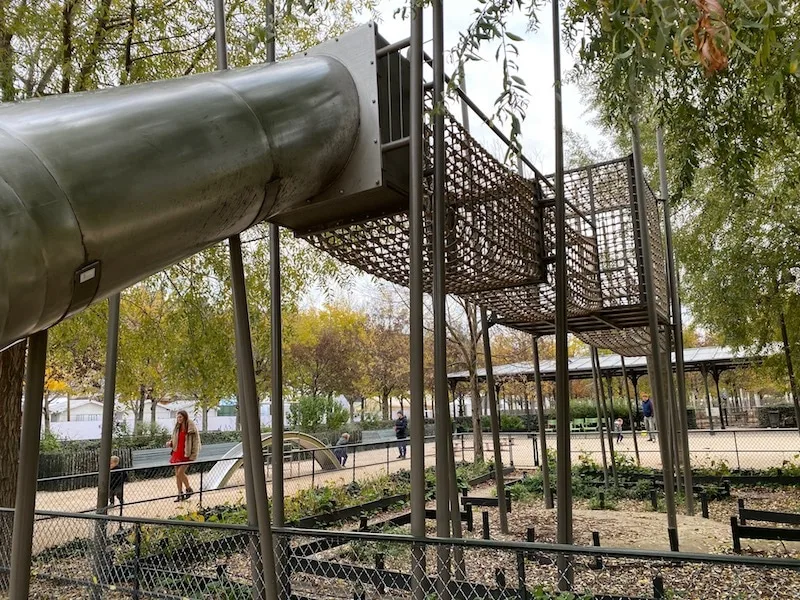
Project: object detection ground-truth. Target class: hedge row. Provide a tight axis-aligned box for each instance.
[756,406,798,428]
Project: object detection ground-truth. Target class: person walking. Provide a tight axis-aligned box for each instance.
[334,432,350,466]
[641,396,656,442]
[108,455,127,511]
[166,410,201,501]
[614,417,624,443]
[394,411,408,459]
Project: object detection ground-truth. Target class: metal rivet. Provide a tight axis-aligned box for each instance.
[372,99,376,104]
[375,180,380,186]
[374,139,378,144]
[370,61,374,65]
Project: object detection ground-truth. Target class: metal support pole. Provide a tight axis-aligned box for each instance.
[552,0,573,587]
[712,369,726,430]
[9,329,48,599]
[779,313,800,433]
[621,358,641,466]
[432,1,452,591]
[701,365,715,432]
[481,307,509,533]
[590,348,610,487]
[657,125,694,512]
[631,115,678,548]
[662,336,682,498]
[97,294,121,513]
[602,372,620,487]
[409,4,427,599]
[532,336,553,508]
[215,0,277,595]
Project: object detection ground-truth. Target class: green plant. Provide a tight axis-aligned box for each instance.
[288,395,349,433]
[39,430,63,453]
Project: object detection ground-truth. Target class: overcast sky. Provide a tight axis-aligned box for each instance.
[356,0,607,173]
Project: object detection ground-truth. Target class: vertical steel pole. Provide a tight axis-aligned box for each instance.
[620,359,641,466]
[779,313,800,433]
[701,365,715,432]
[663,329,683,498]
[92,294,121,593]
[481,307,509,533]
[8,330,48,599]
[215,0,277,595]
[532,336,553,508]
[631,116,678,548]
[552,0,573,587]
[589,348,610,486]
[713,369,726,430]
[266,0,284,531]
[432,2,452,591]
[97,294,121,512]
[657,127,694,511]
[409,4,427,599]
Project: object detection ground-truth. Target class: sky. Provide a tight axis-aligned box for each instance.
[356,0,607,173]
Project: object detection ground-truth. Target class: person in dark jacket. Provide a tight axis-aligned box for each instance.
[334,432,350,466]
[108,455,127,507]
[394,411,408,459]
[641,396,656,441]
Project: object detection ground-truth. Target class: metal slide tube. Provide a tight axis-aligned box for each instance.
[432,1,452,593]
[8,330,48,599]
[0,51,359,351]
[409,5,427,599]
[657,126,694,512]
[552,0,573,587]
[631,116,678,549]
[532,336,553,508]
[481,307,509,533]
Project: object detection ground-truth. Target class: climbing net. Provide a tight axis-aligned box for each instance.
[302,102,546,295]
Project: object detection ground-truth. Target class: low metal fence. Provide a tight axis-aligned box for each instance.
[7,508,800,599]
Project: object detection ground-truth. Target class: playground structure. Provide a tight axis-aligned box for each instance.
[202,432,342,491]
[0,1,752,598]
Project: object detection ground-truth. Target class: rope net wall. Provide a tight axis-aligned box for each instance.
[487,156,669,357]
[301,101,545,295]
[466,201,601,321]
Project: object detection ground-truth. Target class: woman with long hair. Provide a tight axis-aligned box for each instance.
[166,410,201,501]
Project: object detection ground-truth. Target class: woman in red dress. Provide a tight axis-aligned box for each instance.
[166,410,201,501]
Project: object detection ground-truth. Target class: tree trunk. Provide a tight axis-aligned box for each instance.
[202,406,209,432]
[235,405,240,431]
[150,397,158,424]
[0,341,26,590]
[66,392,71,421]
[75,0,113,91]
[348,398,355,423]
[61,0,76,93]
[136,386,145,423]
[469,371,484,461]
[779,312,800,432]
[381,389,389,420]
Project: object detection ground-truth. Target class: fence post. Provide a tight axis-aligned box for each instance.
[375,553,386,594]
[599,491,605,510]
[311,449,316,487]
[526,527,535,560]
[591,531,602,570]
[461,432,466,463]
[482,511,491,540]
[733,431,741,471]
[386,442,390,475]
[505,489,512,514]
[700,491,709,519]
[731,516,742,553]
[653,575,665,600]
[516,550,527,599]
[508,436,514,467]
[199,470,204,510]
[465,503,473,532]
[738,498,746,525]
[133,523,141,600]
[360,515,369,531]
[352,445,356,483]
[532,435,538,467]
[650,488,658,511]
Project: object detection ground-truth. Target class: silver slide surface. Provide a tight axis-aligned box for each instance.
[0,50,361,350]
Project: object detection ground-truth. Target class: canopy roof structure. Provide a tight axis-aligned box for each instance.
[447,346,769,383]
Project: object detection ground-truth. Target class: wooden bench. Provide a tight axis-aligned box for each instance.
[730,499,800,552]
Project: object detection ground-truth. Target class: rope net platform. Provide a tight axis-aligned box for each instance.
[301,102,547,296]
[490,156,669,357]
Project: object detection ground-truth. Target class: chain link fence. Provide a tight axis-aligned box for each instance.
[5,508,799,599]
[34,437,442,518]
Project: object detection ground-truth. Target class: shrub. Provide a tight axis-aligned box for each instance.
[288,395,349,433]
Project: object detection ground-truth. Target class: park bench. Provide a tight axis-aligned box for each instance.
[361,429,398,444]
[730,499,800,552]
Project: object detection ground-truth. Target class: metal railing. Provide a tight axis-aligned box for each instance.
[7,507,800,599]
